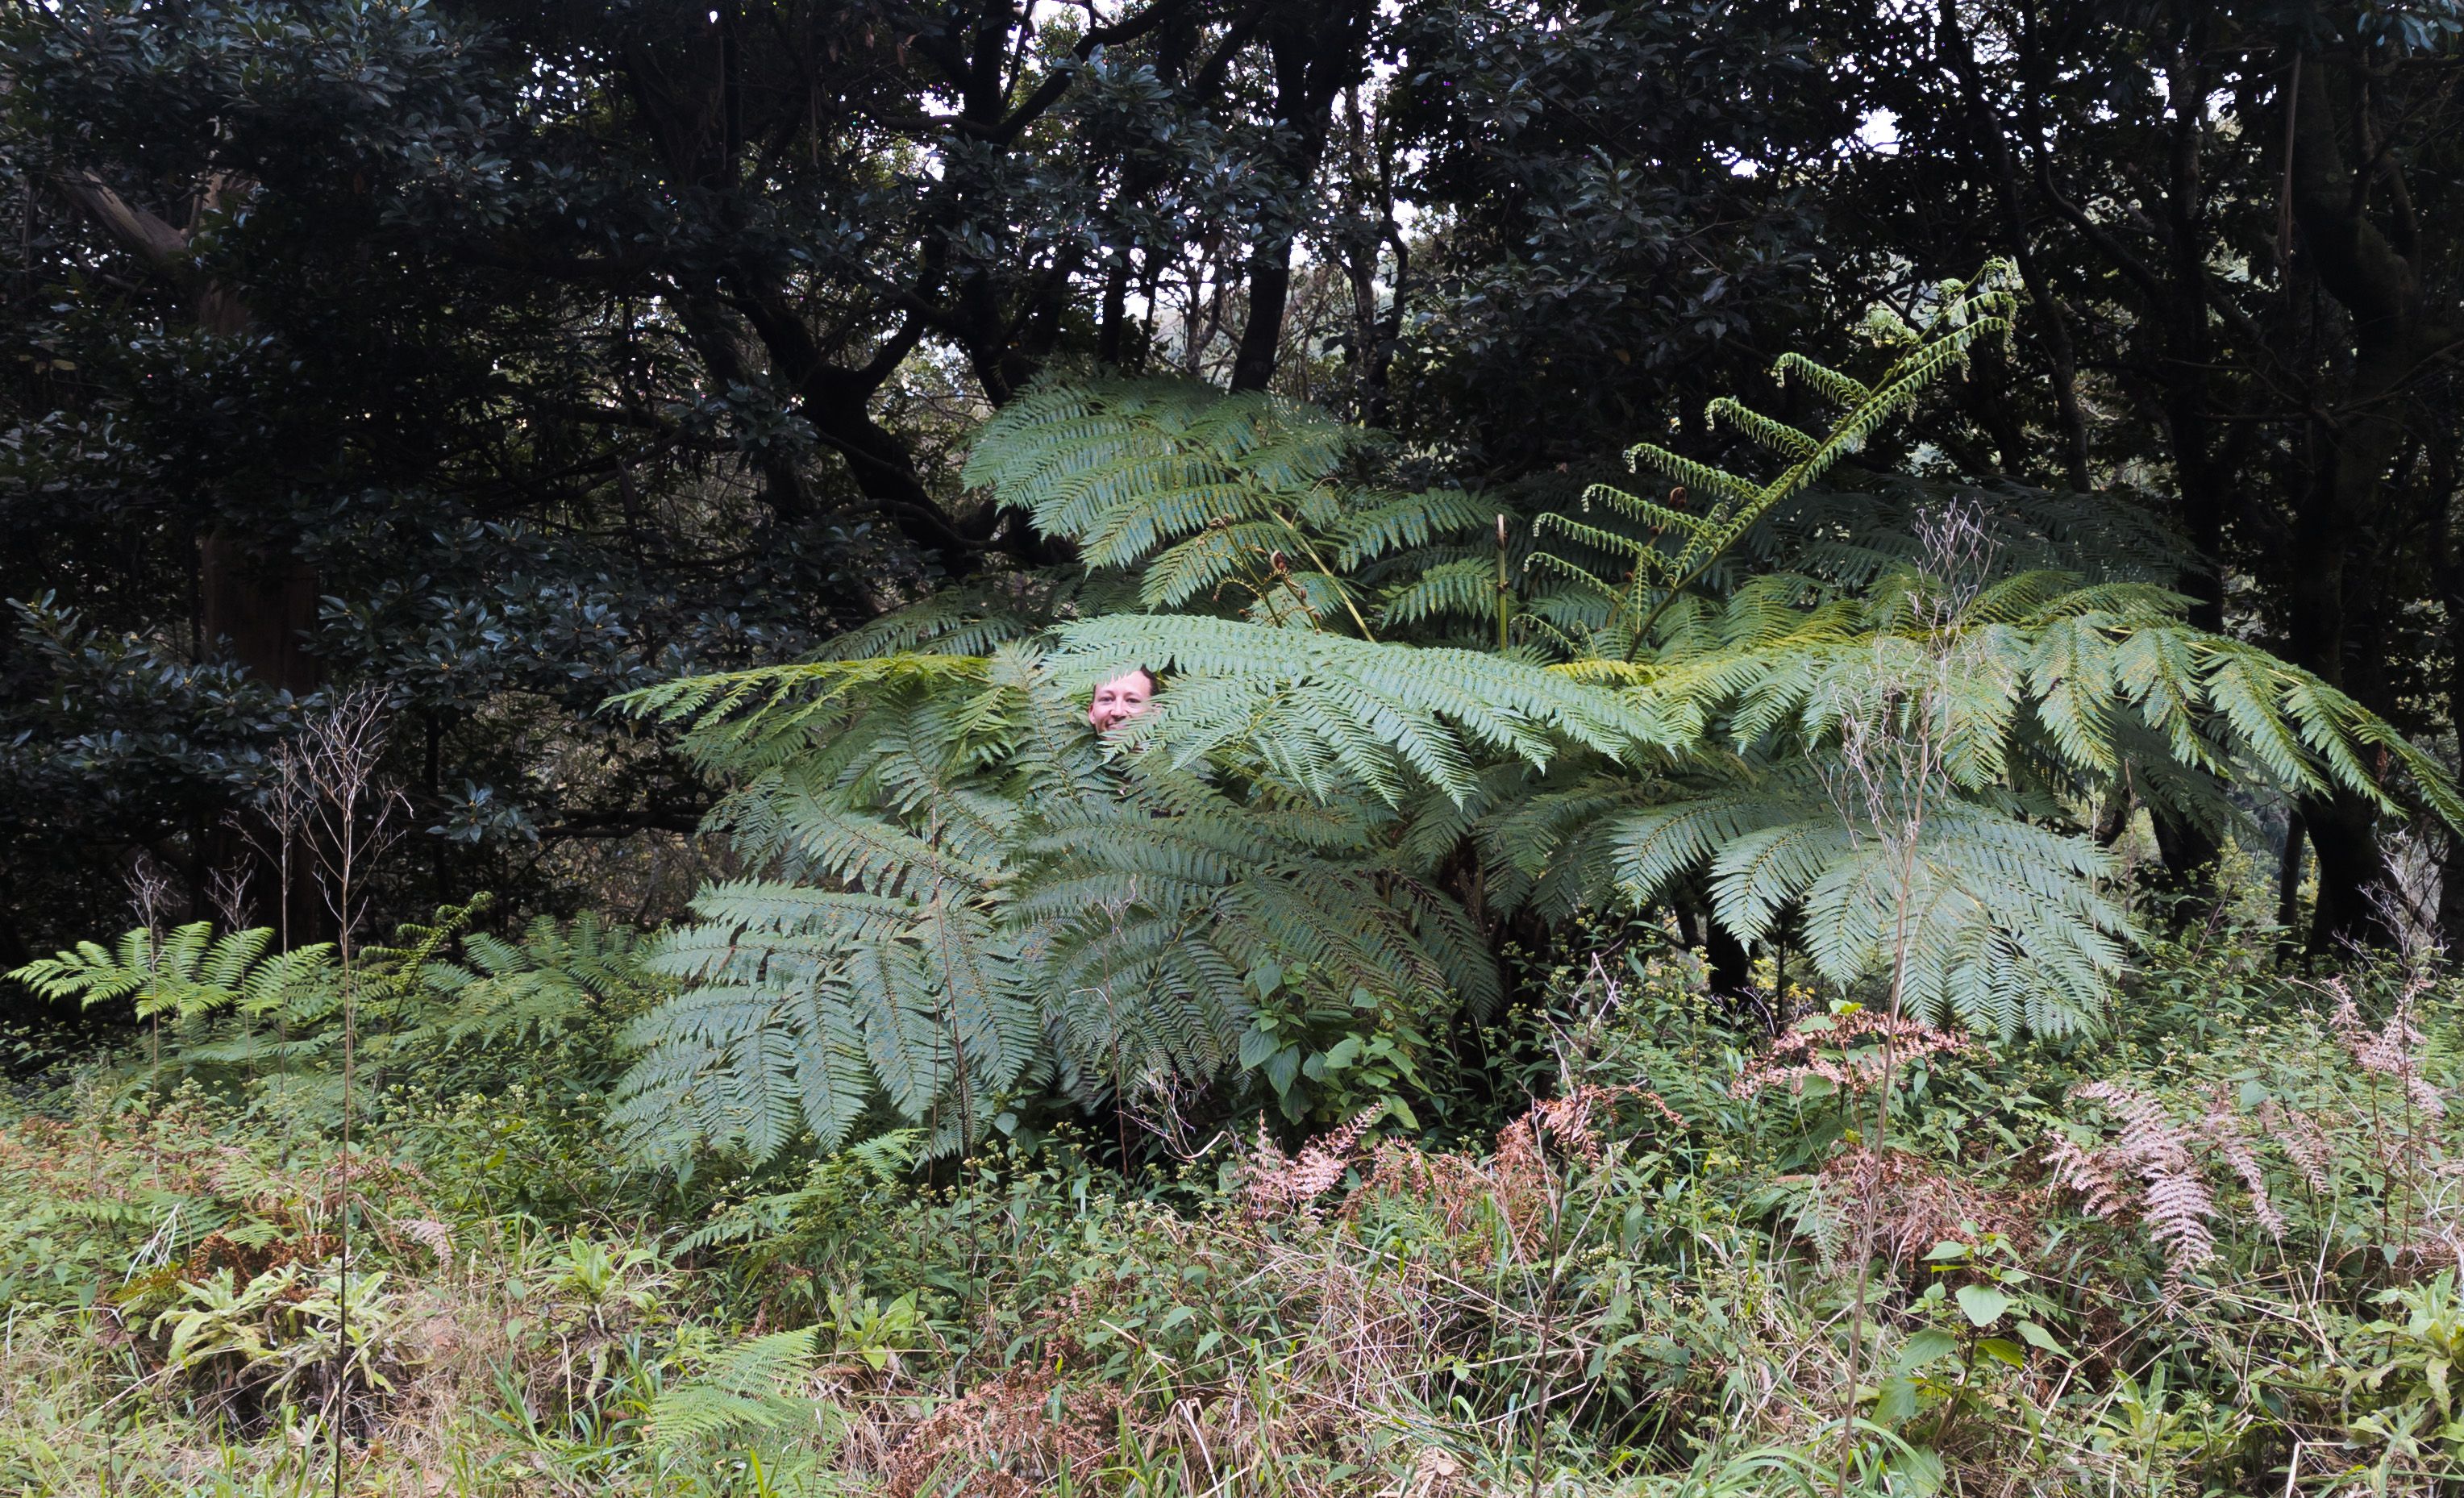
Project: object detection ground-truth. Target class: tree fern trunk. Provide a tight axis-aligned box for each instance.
[2276,806,2307,954]
[2147,810,2220,917]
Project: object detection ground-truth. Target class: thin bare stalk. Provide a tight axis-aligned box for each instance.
[295,685,406,1488]
[1827,502,1993,1493]
[234,747,313,1146]
[126,856,175,1184]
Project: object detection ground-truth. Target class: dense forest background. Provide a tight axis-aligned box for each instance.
[8,0,2463,978]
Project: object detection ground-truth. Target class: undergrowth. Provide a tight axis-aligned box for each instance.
[5,913,2463,1496]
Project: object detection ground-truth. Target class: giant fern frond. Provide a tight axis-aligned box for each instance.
[1534,261,2025,657]
[612,638,1506,1166]
[965,377,1496,637]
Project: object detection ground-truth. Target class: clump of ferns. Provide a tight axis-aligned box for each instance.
[2048,972,2461,1291]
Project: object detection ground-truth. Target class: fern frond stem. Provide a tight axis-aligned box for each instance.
[1496,515,1513,654]
[1272,505,1376,639]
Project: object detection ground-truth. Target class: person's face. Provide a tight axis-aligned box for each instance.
[1088,669,1155,734]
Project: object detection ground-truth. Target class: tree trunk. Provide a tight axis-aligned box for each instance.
[2276,805,2307,948]
[198,535,323,692]
[2277,44,2463,949]
[2302,790,2395,954]
[54,173,312,689]
[1228,0,1372,393]
[1230,243,1297,393]
[1704,921,1752,1001]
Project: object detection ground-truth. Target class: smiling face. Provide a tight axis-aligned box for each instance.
[1087,668,1155,734]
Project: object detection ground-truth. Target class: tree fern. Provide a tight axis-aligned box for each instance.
[606,273,2464,1165]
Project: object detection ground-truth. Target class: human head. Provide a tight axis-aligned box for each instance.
[1087,667,1157,734]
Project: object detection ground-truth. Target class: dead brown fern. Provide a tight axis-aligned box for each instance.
[2259,1098,2335,1194]
[1732,1010,1975,1101]
[1806,1149,2037,1272]
[880,1367,1119,1498]
[1235,1107,1383,1220]
[2046,1080,2308,1282]
[1241,1087,1683,1235]
[2329,975,2446,1121]
[2198,1086,2287,1238]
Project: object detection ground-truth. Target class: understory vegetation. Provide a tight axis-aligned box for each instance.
[6,913,2464,1496]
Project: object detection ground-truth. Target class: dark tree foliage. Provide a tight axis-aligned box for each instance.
[0,0,1340,958]
[1380,0,1842,470]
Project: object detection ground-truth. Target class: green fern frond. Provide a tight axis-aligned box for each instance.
[1060,613,1678,804]
[9,924,336,1025]
[1527,260,2025,655]
[1703,397,1819,461]
[647,1327,818,1452]
[612,655,991,771]
[1773,352,1874,410]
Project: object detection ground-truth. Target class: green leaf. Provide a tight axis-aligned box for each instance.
[1896,1328,1960,1371]
[1954,1284,2012,1328]
[1888,1446,1946,1497]
[2014,1319,2067,1356]
[1873,1374,1920,1427]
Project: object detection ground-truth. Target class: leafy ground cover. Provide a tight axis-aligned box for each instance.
[5,910,2460,1496]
